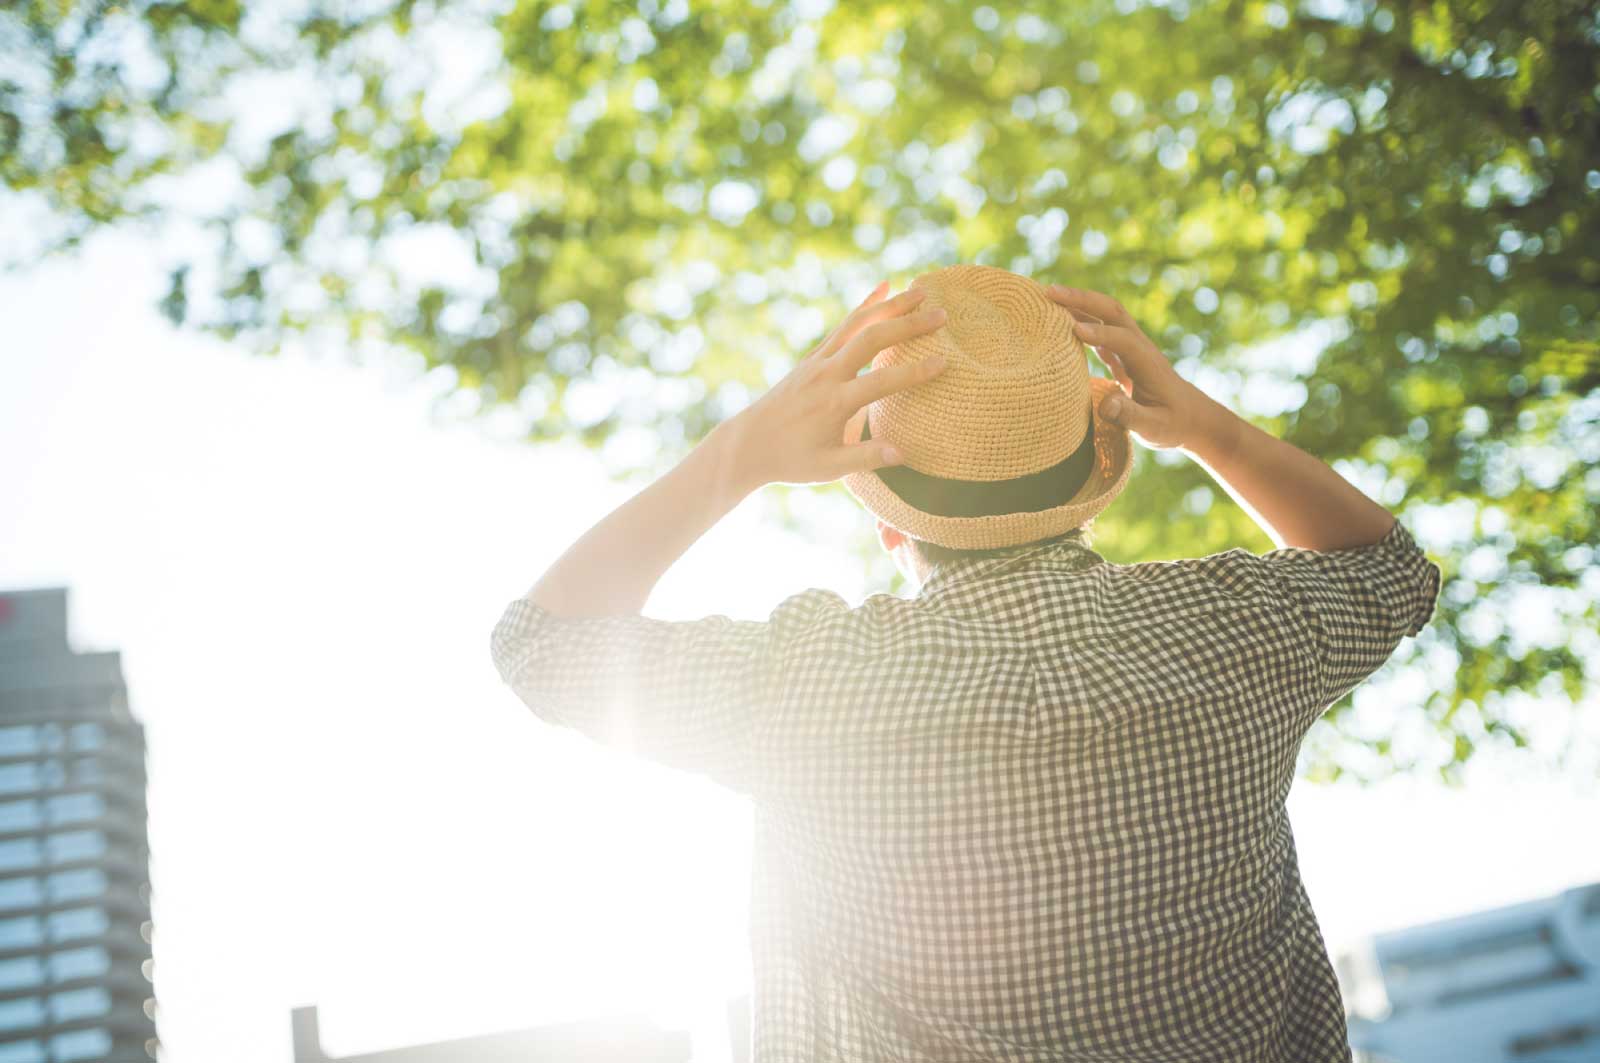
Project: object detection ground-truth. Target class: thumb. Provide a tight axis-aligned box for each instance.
[1094,392,1132,425]
[832,441,904,479]
[1099,391,1166,437]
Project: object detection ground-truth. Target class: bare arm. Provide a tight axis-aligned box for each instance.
[524,283,948,616]
[1181,403,1395,551]
[1046,285,1395,552]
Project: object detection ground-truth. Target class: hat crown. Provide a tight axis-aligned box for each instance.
[919,267,1079,379]
[870,264,1091,481]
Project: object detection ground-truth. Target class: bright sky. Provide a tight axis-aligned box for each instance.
[3,232,1598,1063]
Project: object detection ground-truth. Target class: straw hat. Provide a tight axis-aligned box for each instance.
[842,264,1134,550]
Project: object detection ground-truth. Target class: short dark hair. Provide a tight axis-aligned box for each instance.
[906,522,1096,566]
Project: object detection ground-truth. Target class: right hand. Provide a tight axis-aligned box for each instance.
[1045,284,1232,454]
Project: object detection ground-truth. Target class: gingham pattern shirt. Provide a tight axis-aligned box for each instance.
[491,517,1441,1063]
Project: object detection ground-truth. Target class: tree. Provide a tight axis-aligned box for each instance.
[5,0,1597,780]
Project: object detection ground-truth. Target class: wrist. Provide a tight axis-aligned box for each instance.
[703,417,768,503]
[1182,395,1243,466]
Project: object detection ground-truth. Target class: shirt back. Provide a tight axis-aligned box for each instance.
[743,518,1441,1063]
[491,518,1442,1063]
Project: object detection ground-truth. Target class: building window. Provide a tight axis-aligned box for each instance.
[47,987,110,1024]
[38,762,64,790]
[46,908,107,944]
[45,831,105,865]
[0,727,38,758]
[0,879,43,913]
[0,1039,45,1063]
[0,840,40,874]
[0,957,43,992]
[0,765,40,797]
[47,870,105,905]
[51,1028,111,1063]
[45,793,102,826]
[66,724,102,753]
[0,918,42,950]
[0,801,41,833]
[47,947,109,984]
[0,996,45,1033]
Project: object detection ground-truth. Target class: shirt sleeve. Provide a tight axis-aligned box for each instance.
[488,587,847,794]
[1255,516,1443,708]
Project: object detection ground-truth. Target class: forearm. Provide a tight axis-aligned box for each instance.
[515,284,938,617]
[525,421,757,617]
[1183,399,1397,552]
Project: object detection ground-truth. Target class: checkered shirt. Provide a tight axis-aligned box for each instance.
[491,516,1441,1062]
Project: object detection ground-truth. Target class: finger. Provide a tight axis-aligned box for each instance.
[806,281,889,360]
[816,285,925,360]
[840,404,867,446]
[825,439,905,480]
[1046,285,1135,328]
[1070,320,1162,370]
[839,353,947,409]
[1088,344,1134,394]
[859,279,890,307]
[835,306,947,375]
[1097,387,1170,439]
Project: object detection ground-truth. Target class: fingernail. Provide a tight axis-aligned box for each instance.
[926,355,947,372]
[908,288,927,302]
[884,446,904,464]
[929,308,947,323]
[1103,396,1123,419]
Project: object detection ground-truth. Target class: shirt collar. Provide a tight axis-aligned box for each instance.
[915,535,1105,599]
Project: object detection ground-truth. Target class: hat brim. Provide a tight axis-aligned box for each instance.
[843,377,1134,550]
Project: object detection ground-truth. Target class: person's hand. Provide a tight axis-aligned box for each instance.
[719,281,950,490]
[1045,284,1234,454]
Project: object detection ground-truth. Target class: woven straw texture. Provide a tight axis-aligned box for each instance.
[842,265,1134,550]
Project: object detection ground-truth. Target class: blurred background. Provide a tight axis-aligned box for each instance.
[2,0,1597,1060]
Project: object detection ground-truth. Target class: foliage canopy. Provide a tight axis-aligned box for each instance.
[5,0,1598,779]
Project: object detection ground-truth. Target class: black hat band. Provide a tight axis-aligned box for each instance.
[860,410,1098,519]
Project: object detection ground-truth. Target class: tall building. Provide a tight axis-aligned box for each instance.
[0,589,158,1062]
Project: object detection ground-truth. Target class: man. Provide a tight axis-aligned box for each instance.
[490,265,1441,1062]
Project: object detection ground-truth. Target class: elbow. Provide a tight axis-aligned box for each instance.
[489,599,537,687]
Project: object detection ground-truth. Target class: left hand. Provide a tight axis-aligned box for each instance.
[719,282,950,490]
